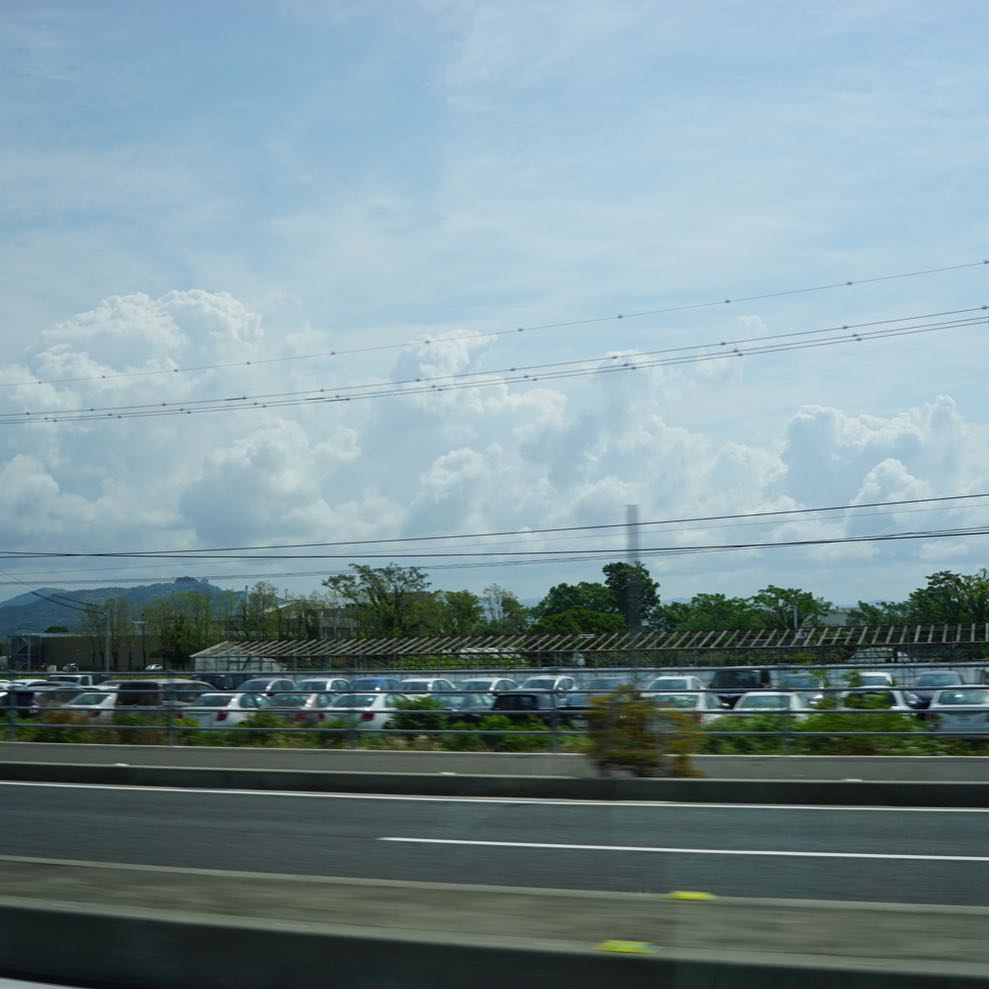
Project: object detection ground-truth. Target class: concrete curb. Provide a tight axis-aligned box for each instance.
[3,759,989,805]
[1,897,985,989]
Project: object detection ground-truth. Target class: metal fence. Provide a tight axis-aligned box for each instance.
[4,664,989,751]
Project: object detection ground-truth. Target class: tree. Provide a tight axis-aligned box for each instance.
[531,607,627,635]
[533,580,616,618]
[323,564,432,636]
[848,600,909,625]
[81,597,130,668]
[903,569,989,624]
[602,562,660,628]
[651,593,764,632]
[749,585,832,629]
[436,590,484,636]
[144,590,235,667]
[480,584,529,634]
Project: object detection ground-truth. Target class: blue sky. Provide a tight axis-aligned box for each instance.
[0,0,987,608]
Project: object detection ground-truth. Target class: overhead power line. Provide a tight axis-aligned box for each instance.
[3,306,985,425]
[0,492,985,561]
[3,257,985,392]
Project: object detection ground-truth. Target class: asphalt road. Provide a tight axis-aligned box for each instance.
[4,780,988,906]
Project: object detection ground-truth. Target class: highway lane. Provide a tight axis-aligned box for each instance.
[3,781,988,906]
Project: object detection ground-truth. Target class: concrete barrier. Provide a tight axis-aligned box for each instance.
[3,758,989,806]
[0,857,986,988]
[6,742,989,781]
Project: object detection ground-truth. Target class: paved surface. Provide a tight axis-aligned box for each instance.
[4,780,989,906]
[5,741,989,780]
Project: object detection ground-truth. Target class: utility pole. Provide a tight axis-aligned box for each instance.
[104,606,112,674]
[626,504,641,632]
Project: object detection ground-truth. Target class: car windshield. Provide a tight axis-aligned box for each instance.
[652,693,698,709]
[649,677,689,690]
[195,695,233,707]
[521,678,556,689]
[585,678,624,690]
[70,693,107,705]
[916,673,960,687]
[238,680,273,691]
[270,693,309,707]
[350,679,390,691]
[740,695,790,709]
[938,690,989,706]
[401,681,431,691]
[782,675,818,688]
[296,680,333,691]
[460,680,493,690]
[332,694,376,708]
[711,670,762,688]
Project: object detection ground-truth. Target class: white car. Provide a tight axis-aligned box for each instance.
[649,690,726,725]
[186,692,272,728]
[836,688,913,714]
[643,675,706,695]
[928,688,989,736]
[294,676,351,693]
[520,675,577,693]
[326,691,408,730]
[732,691,810,720]
[61,690,119,724]
[399,677,458,695]
[459,677,519,694]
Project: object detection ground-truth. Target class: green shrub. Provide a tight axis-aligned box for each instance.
[18,710,116,744]
[586,687,702,776]
[476,714,551,752]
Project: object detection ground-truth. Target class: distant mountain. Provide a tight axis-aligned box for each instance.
[0,578,240,640]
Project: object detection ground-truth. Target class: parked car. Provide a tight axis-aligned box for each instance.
[779,672,826,706]
[326,692,408,730]
[906,671,965,710]
[47,673,99,687]
[115,679,215,711]
[709,667,778,708]
[61,689,120,723]
[928,688,989,736]
[186,692,272,728]
[731,691,811,720]
[519,675,578,693]
[347,676,404,693]
[491,690,569,726]
[458,677,519,694]
[391,691,496,730]
[2,683,84,717]
[649,690,726,725]
[294,676,351,694]
[233,677,297,699]
[837,688,913,714]
[398,677,458,694]
[643,675,706,695]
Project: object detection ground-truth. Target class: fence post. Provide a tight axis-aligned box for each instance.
[166,704,177,747]
[6,701,16,742]
[781,705,792,755]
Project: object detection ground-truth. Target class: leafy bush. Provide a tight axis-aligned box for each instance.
[586,686,702,777]
[702,709,943,755]
[476,713,551,752]
[17,710,116,744]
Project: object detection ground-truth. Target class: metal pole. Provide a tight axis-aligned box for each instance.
[104,610,111,674]
[626,504,640,632]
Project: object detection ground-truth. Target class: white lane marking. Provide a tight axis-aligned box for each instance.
[381,836,989,863]
[2,779,988,813]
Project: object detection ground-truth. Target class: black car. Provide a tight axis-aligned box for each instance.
[906,671,964,710]
[391,691,495,731]
[709,667,778,709]
[490,690,569,727]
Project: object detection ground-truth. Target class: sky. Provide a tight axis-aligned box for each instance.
[0,0,987,610]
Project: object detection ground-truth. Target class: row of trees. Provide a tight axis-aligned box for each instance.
[59,564,989,663]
